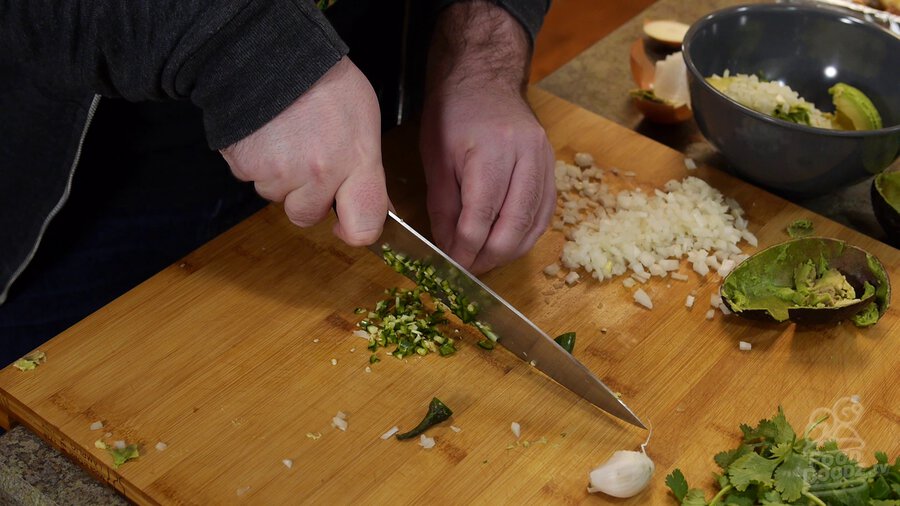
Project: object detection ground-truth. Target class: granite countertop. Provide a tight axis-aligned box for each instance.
[0,426,126,505]
[539,0,895,243]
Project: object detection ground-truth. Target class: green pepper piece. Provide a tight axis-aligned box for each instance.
[395,398,454,440]
[554,332,576,354]
[476,339,495,350]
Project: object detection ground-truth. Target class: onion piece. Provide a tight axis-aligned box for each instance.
[633,289,653,310]
[90,421,104,431]
[511,422,521,439]
[282,459,293,469]
[332,412,348,431]
[155,442,168,452]
[419,434,436,449]
[685,295,695,308]
[381,426,400,440]
[739,341,752,351]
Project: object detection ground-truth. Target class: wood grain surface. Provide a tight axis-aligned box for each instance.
[1,88,897,505]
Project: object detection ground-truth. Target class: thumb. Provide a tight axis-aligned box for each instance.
[332,167,389,246]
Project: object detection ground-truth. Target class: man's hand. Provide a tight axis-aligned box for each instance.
[421,1,556,274]
[220,57,389,246]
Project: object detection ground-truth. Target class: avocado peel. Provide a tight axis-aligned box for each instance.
[720,238,890,326]
[873,171,900,246]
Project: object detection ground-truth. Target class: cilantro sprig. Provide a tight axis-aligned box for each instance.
[666,407,900,505]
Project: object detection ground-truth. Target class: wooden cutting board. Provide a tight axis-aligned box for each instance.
[1,88,897,505]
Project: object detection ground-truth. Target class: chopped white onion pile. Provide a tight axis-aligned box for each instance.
[89,421,104,431]
[574,152,595,167]
[419,434,436,449]
[633,289,653,310]
[113,440,127,450]
[282,459,293,469]
[155,442,168,452]
[380,426,399,440]
[331,411,348,431]
[739,341,752,351]
[450,426,462,433]
[555,159,755,288]
[511,422,521,439]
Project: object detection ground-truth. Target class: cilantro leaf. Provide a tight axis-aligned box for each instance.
[761,489,790,505]
[774,452,809,501]
[682,489,707,506]
[770,407,796,445]
[728,453,779,491]
[665,469,689,502]
[770,442,795,460]
[742,407,796,447]
[715,445,750,471]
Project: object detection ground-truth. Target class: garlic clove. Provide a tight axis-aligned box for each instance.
[587,450,655,498]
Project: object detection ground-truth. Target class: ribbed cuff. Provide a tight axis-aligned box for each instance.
[184,0,349,149]
[432,0,551,42]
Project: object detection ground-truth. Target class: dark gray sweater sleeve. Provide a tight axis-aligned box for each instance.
[1,0,349,149]
[431,0,552,42]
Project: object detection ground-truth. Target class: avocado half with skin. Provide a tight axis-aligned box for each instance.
[872,171,900,247]
[720,238,891,325]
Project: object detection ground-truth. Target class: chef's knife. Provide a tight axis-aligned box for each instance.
[369,211,646,429]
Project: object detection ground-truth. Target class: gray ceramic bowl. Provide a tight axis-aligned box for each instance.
[683,4,900,196]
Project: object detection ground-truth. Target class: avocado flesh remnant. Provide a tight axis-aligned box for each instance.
[875,171,900,214]
[829,83,882,131]
[753,260,861,321]
[721,240,877,323]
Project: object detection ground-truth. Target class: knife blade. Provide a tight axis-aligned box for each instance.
[368,211,646,429]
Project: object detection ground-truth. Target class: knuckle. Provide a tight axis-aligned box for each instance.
[505,211,534,235]
[284,204,324,228]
